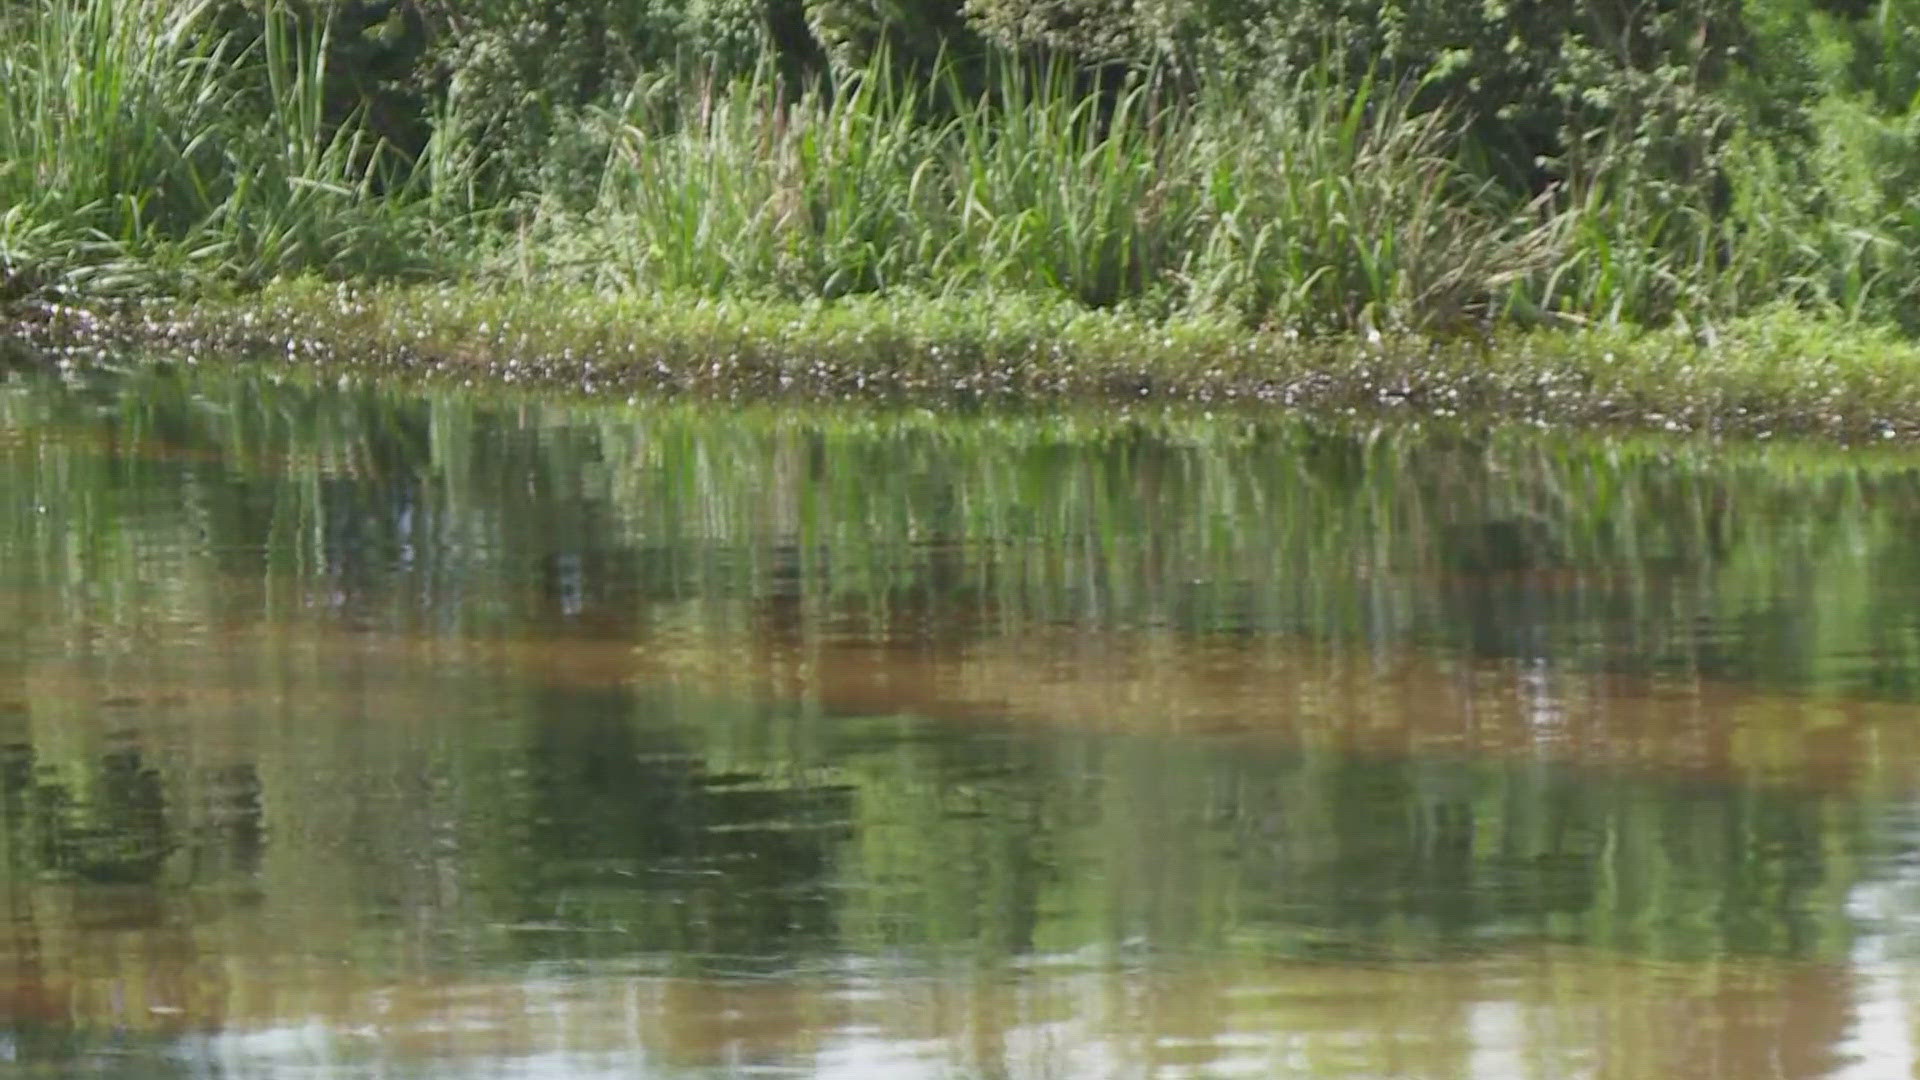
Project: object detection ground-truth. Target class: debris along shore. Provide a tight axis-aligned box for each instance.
[9,287,1920,444]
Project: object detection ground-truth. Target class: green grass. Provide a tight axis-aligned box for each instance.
[8,0,1898,333]
[19,281,1920,442]
[518,57,1525,331]
[6,0,1920,434]
[0,0,455,297]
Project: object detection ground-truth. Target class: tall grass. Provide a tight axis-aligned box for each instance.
[1520,93,1920,333]
[944,64,1209,309]
[0,0,450,296]
[550,55,1526,331]
[586,62,949,296]
[1180,69,1525,332]
[5,0,1919,342]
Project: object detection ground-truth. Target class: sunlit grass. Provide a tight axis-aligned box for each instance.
[18,281,1908,441]
[4,0,1920,351]
[0,0,456,296]
[530,56,1523,332]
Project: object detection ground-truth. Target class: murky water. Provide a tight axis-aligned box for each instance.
[5,362,1920,1078]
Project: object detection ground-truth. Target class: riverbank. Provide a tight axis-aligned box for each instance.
[9,283,1920,442]
[9,1,1920,441]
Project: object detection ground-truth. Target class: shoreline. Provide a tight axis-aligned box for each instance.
[8,283,1920,443]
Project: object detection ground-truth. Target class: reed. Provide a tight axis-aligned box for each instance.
[1179,67,1523,332]
[0,0,451,295]
[585,60,948,296]
[530,53,1523,331]
[4,0,1918,345]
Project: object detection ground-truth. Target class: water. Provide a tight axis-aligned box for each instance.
[3,362,1920,1078]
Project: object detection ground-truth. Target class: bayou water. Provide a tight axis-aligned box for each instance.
[3,360,1919,1078]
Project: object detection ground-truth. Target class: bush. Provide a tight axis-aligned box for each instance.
[967,0,1770,194]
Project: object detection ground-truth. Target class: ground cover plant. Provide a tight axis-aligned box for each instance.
[5,0,1920,428]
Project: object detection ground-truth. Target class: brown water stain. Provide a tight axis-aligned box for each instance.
[631,627,1920,791]
[2,605,1912,1078]
[12,613,1919,792]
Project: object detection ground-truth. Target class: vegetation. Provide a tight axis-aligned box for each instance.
[3,0,1920,389]
[21,282,1920,438]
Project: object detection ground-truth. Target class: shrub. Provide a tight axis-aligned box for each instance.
[966,0,1770,196]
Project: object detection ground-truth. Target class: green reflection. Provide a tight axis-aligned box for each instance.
[0,363,1918,1077]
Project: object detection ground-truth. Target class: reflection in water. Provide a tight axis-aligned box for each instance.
[2,364,1920,1076]
[0,736,180,885]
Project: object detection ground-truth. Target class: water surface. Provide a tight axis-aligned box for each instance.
[3,363,1920,1078]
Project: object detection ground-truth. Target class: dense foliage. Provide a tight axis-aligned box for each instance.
[3,0,1920,336]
